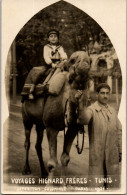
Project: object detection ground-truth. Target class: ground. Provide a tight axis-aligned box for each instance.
[2,115,89,193]
[2,93,121,193]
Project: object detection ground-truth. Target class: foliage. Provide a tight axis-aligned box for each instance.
[14,1,114,92]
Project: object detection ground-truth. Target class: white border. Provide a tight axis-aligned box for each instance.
[1,0,126,194]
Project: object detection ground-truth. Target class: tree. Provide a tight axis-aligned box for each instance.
[14,0,114,93]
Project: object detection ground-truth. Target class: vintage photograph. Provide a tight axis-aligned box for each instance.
[1,0,126,194]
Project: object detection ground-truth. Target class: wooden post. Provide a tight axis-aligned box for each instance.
[107,76,112,93]
[11,41,17,104]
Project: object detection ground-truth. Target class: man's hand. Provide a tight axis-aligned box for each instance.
[51,63,56,68]
[75,90,83,100]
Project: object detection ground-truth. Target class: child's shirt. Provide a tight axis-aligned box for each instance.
[43,44,67,65]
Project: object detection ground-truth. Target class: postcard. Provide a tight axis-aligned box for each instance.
[1,0,126,194]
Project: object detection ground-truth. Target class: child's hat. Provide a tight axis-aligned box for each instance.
[47,29,59,38]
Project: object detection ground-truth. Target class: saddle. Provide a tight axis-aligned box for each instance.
[21,67,67,101]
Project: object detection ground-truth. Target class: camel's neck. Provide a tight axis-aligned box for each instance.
[61,75,71,106]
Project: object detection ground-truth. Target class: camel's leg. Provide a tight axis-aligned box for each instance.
[61,123,78,169]
[22,121,33,175]
[46,127,59,178]
[35,123,48,178]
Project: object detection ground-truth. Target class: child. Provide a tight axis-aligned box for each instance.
[29,29,68,99]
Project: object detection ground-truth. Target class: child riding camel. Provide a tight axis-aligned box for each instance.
[29,29,68,99]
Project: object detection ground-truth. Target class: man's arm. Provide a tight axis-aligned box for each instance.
[75,90,93,125]
[78,103,93,125]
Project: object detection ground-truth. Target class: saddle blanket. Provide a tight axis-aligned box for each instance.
[21,83,46,96]
[21,71,67,97]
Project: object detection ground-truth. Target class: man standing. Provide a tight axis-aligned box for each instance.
[76,83,122,189]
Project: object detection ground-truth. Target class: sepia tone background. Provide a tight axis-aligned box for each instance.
[1,0,126,194]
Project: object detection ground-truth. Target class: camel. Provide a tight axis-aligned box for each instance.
[21,51,91,178]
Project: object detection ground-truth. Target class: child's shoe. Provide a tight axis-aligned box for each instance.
[29,93,34,100]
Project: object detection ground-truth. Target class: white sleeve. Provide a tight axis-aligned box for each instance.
[59,46,68,60]
[43,45,52,65]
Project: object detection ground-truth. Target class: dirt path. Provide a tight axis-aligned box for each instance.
[3,117,89,183]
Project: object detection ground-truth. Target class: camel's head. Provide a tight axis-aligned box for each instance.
[68,51,91,90]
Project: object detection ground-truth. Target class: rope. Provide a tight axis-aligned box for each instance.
[63,98,69,147]
[75,94,85,155]
[63,97,85,155]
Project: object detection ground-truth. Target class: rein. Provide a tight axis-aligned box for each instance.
[64,92,86,155]
[75,95,85,154]
[75,88,91,154]
[64,98,69,140]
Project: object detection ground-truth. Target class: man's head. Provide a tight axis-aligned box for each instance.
[47,29,59,45]
[96,83,111,105]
